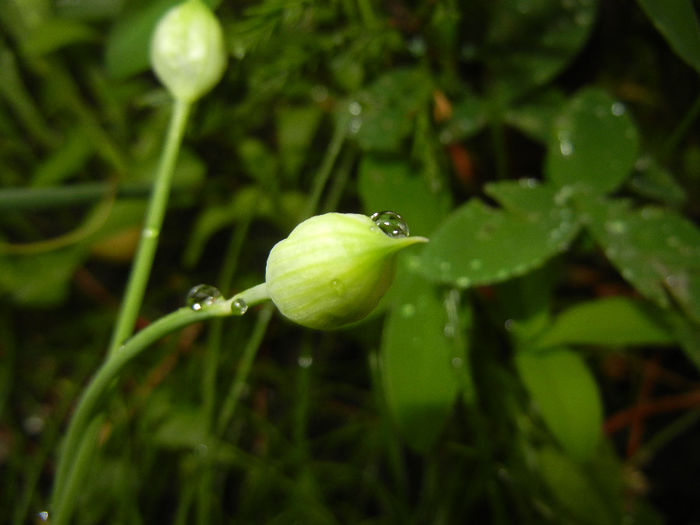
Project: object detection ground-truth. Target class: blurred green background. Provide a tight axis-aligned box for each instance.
[1,0,700,523]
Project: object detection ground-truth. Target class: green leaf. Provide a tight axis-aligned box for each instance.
[537,446,620,525]
[583,199,700,323]
[349,68,432,152]
[23,18,99,56]
[504,88,566,144]
[536,296,675,348]
[381,274,461,452]
[439,93,486,143]
[0,247,85,306]
[636,0,700,73]
[485,0,598,98]
[32,127,94,186]
[516,347,602,460]
[414,182,579,288]
[545,88,639,195]
[357,155,450,237]
[627,156,686,207]
[105,0,219,79]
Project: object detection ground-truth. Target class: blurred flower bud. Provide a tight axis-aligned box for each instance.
[265,212,427,329]
[150,0,227,102]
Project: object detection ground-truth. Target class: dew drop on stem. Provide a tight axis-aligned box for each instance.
[186,284,222,311]
[370,211,410,238]
[231,298,248,315]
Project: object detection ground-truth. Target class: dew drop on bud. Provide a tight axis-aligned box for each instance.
[186,284,222,311]
[231,298,248,315]
[370,211,409,238]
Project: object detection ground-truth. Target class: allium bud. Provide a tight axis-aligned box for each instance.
[265,212,427,329]
[150,0,227,102]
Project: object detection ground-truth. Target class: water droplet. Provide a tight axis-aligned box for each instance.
[469,259,483,270]
[370,211,409,238]
[456,276,471,288]
[575,10,592,26]
[231,298,248,315]
[554,185,575,206]
[38,511,49,521]
[348,101,362,116]
[311,84,328,103]
[186,284,222,311]
[666,236,681,249]
[443,324,456,337]
[611,102,626,116]
[517,0,531,13]
[349,117,362,134]
[406,36,426,56]
[439,129,454,144]
[400,303,416,318]
[298,355,313,368]
[559,140,574,156]
[23,415,44,435]
[451,356,464,368]
[605,220,627,234]
[519,177,539,188]
[622,268,635,280]
[504,319,515,331]
[142,227,158,238]
[195,443,208,456]
[330,278,345,296]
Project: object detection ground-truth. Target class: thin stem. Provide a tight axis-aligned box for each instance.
[0,179,195,212]
[197,218,251,525]
[661,91,700,161]
[303,116,348,219]
[108,99,192,356]
[51,416,104,525]
[50,302,235,521]
[216,304,274,435]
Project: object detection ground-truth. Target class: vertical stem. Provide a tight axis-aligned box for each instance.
[108,99,192,356]
[661,91,700,162]
[197,217,251,525]
[303,117,347,219]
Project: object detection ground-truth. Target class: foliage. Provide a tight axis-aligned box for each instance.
[1,0,700,523]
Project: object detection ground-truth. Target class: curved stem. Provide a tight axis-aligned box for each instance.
[50,290,267,525]
[108,98,192,356]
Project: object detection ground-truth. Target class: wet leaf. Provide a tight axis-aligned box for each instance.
[545,88,639,195]
[381,273,461,452]
[516,347,602,460]
[536,296,675,348]
[357,155,450,237]
[583,199,700,323]
[414,182,579,288]
[348,68,432,152]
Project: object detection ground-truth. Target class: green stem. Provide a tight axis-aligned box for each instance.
[0,180,196,212]
[216,303,274,435]
[303,116,348,219]
[108,99,192,356]
[50,295,260,525]
[197,218,251,525]
[661,91,700,162]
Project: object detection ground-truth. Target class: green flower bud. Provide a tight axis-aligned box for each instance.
[150,0,227,102]
[265,212,427,330]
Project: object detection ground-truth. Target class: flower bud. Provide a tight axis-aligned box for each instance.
[265,212,427,329]
[150,0,227,102]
